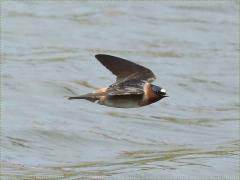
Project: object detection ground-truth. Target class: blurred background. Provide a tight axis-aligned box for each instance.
[1,1,239,179]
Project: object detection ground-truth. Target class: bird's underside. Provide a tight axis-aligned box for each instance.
[68,81,145,108]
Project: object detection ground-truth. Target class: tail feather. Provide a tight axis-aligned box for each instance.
[68,92,105,101]
[68,96,86,100]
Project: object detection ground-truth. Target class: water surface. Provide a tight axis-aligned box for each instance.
[1,1,239,179]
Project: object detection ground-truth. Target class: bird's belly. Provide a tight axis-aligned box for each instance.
[98,96,142,108]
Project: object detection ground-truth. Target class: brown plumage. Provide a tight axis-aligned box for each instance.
[68,54,168,108]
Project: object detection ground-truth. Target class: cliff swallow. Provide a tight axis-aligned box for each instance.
[68,54,168,108]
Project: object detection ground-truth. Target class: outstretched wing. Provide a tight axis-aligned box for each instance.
[95,54,156,83]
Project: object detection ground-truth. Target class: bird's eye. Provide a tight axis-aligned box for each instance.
[152,86,160,92]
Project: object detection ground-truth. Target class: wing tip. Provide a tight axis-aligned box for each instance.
[95,54,106,60]
[95,54,118,61]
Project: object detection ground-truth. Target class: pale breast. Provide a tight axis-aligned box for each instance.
[98,95,143,108]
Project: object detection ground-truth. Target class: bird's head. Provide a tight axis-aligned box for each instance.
[151,85,168,99]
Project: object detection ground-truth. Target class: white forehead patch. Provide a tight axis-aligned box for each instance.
[161,88,166,93]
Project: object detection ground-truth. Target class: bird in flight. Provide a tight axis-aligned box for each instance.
[68,54,168,108]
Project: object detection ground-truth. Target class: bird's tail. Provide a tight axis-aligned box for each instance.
[68,92,104,102]
[68,96,86,100]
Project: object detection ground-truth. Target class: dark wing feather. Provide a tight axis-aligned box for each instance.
[106,84,144,96]
[105,77,145,97]
[95,54,156,83]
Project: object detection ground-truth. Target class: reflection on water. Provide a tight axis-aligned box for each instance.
[1,1,239,179]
